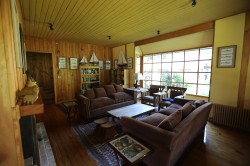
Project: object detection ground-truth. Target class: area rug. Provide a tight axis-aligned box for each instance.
[71,114,150,166]
[72,121,122,166]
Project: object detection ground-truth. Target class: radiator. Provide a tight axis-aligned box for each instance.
[209,104,250,131]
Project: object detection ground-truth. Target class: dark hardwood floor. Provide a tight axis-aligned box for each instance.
[36,104,250,166]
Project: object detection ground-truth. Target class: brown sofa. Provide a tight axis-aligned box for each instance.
[77,84,137,121]
[121,98,212,166]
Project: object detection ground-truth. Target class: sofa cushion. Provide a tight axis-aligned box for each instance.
[114,84,124,92]
[109,92,133,103]
[84,89,96,99]
[141,113,167,126]
[159,103,182,115]
[179,102,194,118]
[94,88,108,98]
[103,85,116,96]
[90,97,115,110]
[158,110,182,130]
[195,100,205,108]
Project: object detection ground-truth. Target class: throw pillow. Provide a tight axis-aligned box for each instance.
[114,84,124,92]
[158,110,182,130]
[94,88,108,98]
[84,89,96,99]
[103,85,116,96]
[195,100,205,108]
[179,102,194,118]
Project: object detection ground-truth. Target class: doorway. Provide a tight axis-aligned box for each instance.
[26,52,54,104]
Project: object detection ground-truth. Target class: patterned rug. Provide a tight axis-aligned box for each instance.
[72,120,122,166]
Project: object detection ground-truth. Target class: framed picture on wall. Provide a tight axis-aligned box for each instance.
[127,57,133,69]
[217,45,237,68]
[99,60,103,69]
[106,60,111,70]
[70,57,78,69]
[58,57,67,69]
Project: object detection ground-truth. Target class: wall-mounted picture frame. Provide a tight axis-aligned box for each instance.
[114,59,118,69]
[99,60,103,69]
[217,45,237,68]
[58,57,67,69]
[106,60,111,70]
[127,57,133,69]
[70,57,78,69]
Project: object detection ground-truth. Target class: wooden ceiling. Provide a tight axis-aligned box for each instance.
[20,0,250,47]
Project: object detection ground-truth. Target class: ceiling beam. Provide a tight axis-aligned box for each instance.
[135,21,215,46]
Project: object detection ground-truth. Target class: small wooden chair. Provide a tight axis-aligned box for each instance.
[159,86,187,110]
[141,85,165,107]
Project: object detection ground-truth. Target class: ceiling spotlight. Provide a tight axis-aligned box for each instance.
[48,23,54,31]
[192,0,196,7]
[108,36,111,40]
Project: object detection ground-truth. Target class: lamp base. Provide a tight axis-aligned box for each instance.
[134,83,139,89]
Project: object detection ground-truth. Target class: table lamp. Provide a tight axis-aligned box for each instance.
[132,73,144,88]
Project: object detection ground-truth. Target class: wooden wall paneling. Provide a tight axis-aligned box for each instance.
[0,0,24,165]
[238,11,250,108]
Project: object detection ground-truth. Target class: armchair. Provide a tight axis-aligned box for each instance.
[141,85,165,107]
[159,86,187,110]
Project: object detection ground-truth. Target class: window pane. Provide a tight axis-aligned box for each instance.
[172,62,184,72]
[198,73,211,84]
[152,73,161,81]
[144,64,152,72]
[136,57,140,65]
[162,53,172,62]
[152,81,161,85]
[162,63,171,72]
[161,73,171,86]
[144,81,151,88]
[153,63,161,72]
[185,49,199,61]
[200,47,212,60]
[173,51,184,61]
[184,73,197,83]
[199,60,211,72]
[197,84,210,96]
[172,73,183,83]
[185,84,197,95]
[144,55,152,63]
[185,61,198,72]
[144,72,152,80]
[153,54,161,63]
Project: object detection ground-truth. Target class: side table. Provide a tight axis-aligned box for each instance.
[108,134,151,166]
[62,101,78,120]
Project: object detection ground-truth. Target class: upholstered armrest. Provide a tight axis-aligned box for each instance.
[124,88,137,103]
[121,116,175,150]
[76,94,91,119]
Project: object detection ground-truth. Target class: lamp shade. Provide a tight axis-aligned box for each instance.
[132,73,144,80]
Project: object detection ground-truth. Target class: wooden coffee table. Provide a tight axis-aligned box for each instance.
[107,104,155,120]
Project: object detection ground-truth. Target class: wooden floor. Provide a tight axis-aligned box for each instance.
[36,104,250,166]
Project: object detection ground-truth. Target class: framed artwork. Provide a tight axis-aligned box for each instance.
[99,60,103,69]
[127,57,133,69]
[70,57,78,69]
[106,60,111,70]
[217,45,237,68]
[58,57,67,69]
[114,59,118,69]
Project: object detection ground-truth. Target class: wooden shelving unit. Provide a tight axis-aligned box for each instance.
[80,65,100,89]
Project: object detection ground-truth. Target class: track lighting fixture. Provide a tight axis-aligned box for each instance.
[48,23,54,31]
[157,30,160,35]
[192,0,196,7]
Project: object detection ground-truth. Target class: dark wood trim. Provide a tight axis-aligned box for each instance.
[135,21,214,46]
[237,11,250,108]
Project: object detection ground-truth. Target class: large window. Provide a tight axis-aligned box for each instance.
[143,47,212,97]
